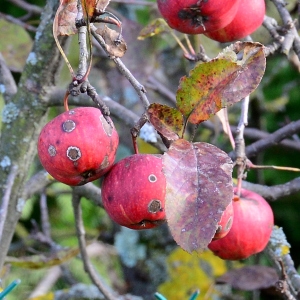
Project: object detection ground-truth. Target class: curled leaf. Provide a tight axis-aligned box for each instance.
[163,139,233,253]
[96,25,127,58]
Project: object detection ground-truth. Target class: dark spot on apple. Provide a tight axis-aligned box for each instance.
[148,199,162,213]
[107,195,114,202]
[48,145,56,157]
[148,174,157,183]
[67,146,81,161]
[178,7,208,29]
[62,120,76,132]
[81,169,96,179]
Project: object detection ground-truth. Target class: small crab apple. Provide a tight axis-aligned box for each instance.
[157,0,241,35]
[204,0,265,42]
[101,154,166,230]
[212,201,234,240]
[37,107,119,186]
[208,188,274,260]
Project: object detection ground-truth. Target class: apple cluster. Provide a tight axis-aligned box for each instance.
[37,109,274,259]
[157,0,265,42]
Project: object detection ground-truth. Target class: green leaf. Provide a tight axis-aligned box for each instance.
[148,103,184,140]
[138,18,170,40]
[163,139,233,253]
[176,42,266,124]
[0,19,33,72]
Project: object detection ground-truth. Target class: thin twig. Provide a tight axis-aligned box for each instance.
[40,190,52,241]
[90,25,150,110]
[8,0,42,14]
[0,165,18,242]
[0,12,37,32]
[0,52,17,102]
[71,191,117,300]
[234,96,250,195]
[242,119,300,158]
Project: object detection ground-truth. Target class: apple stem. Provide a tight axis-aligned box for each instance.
[184,34,196,56]
[169,31,190,58]
[63,91,70,111]
[248,162,300,172]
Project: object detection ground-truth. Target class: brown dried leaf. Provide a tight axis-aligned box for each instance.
[55,0,78,36]
[82,0,111,17]
[96,25,127,58]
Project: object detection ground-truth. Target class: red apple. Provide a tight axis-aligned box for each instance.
[157,0,241,35]
[208,188,274,260]
[204,0,265,42]
[101,154,166,230]
[213,201,234,240]
[37,107,119,186]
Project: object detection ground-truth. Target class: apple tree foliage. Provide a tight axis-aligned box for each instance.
[1,0,300,299]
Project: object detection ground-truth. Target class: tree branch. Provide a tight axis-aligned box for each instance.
[0,0,68,271]
[241,177,300,201]
[71,191,117,300]
[229,119,300,159]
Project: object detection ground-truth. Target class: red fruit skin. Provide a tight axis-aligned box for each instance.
[208,188,274,260]
[37,107,119,186]
[204,0,265,42]
[157,0,241,34]
[101,154,166,230]
[212,201,234,240]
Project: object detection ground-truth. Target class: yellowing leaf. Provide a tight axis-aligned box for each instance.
[148,103,184,141]
[138,18,170,40]
[176,42,266,124]
[158,248,227,300]
[29,293,55,300]
[5,247,80,269]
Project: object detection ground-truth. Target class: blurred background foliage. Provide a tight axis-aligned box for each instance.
[1,0,300,299]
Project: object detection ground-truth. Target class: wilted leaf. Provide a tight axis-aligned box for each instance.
[96,25,127,58]
[216,265,279,290]
[5,247,80,269]
[176,42,266,124]
[54,0,78,36]
[138,18,170,40]
[0,19,33,72]
[148,103,184,141]
[163,139,233,253]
